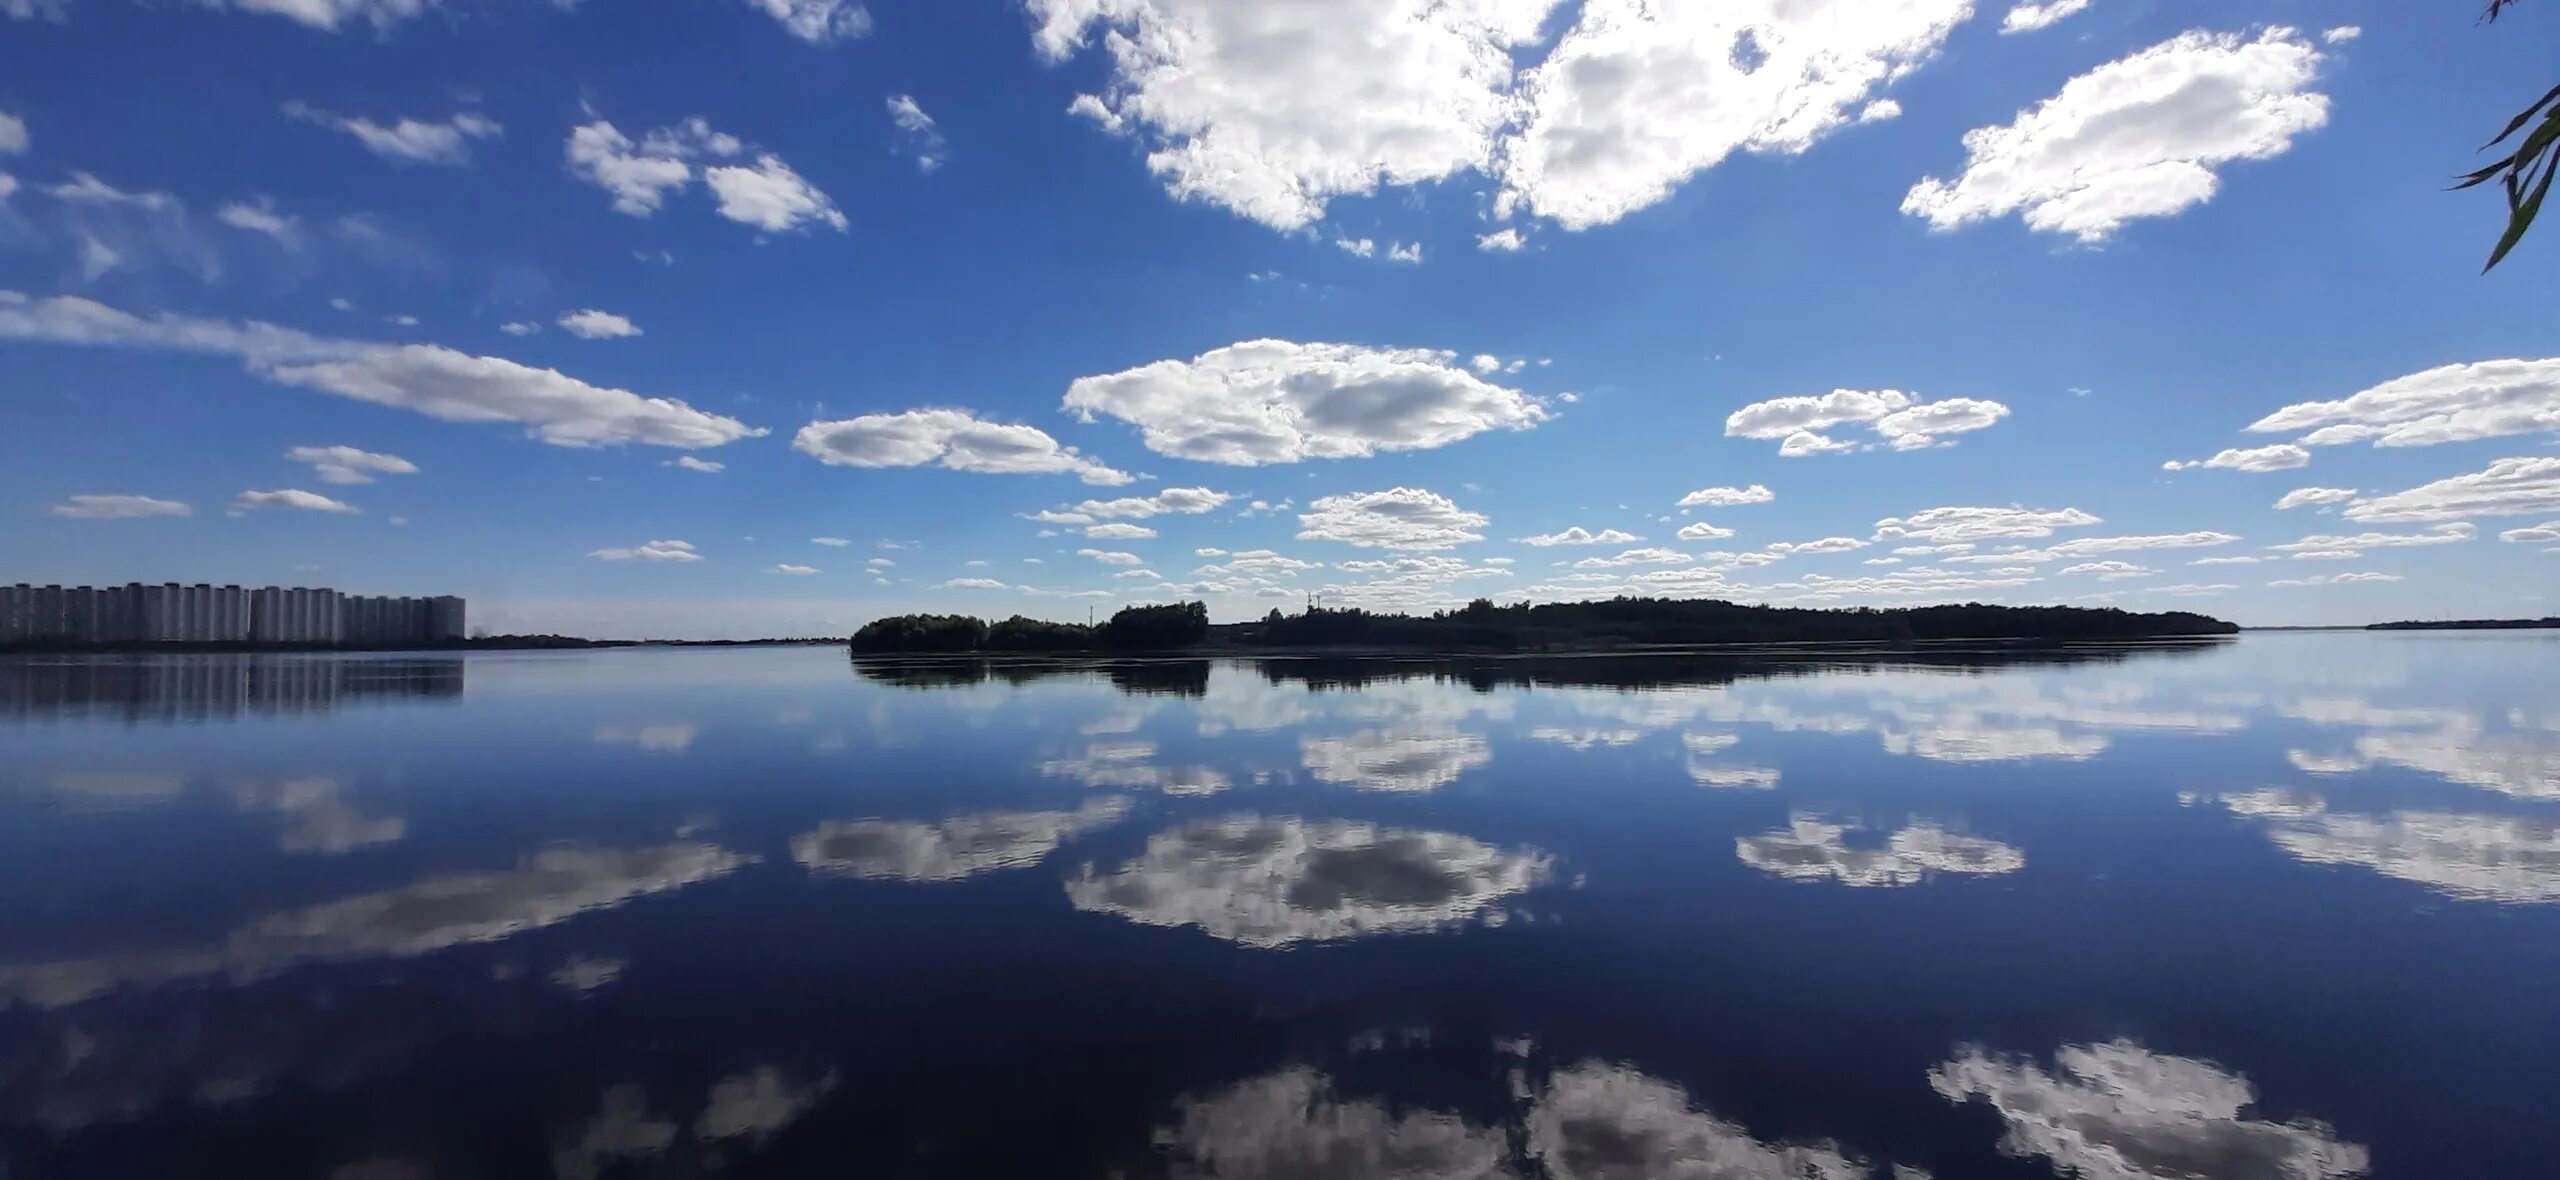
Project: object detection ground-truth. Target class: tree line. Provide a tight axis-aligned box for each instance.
[849,602,1211,654]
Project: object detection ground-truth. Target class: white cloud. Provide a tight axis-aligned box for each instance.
[1064,815,1548,947]
[1939,531,2243,565]
[233,488,358,514]
[1519,526,1640,547]
[940,577,1011,589]
[557,308,641,339]
[1061,339,1547,465]
[591,539,703,562]
[1030,0,1546,230]
[565,121,702,216]
[2344,457,2560,523]
[704,153,848,233]
[1726,389,2008,455]
[741,0,870,42]
[1765,536,1866,555]
[199,0,441,33]
[2323,26,2361,45]
[1677,484,1773,507]
[2162,443,2310,472]
[1033,0,1966,234]
[1084,522,1157,540]
[1302,729,1491,793]
[1334,236,1375,258]
[1675,521,1735,541]
[2057,560,2153,581]
[1501,0,1972,229]
[2269,572,2403,588]
[39,174,221,284]
[791,409,1131,484]
[1904,28,2330,242]
[1527,1062,1893,1179]
[0,111,25,153]
[1572,547,1692,569]
[1079,548,1144,565]
[284,101,501,165]
[2502,520,2560,544]
[1386,241,1423,263]
[2277,486,2357,510]
[2269,523,2475,554]
[767,563,817,575]
[1859,98,1903,123]
[1932,1041,2369,1179]
[811,536,850,546]
[216,198,299,245]
[1298,487,1486,551]
[288,444,416,485]
[1476,228,1524,252]
[2191,555,2265,566]
[672,456,724,473]
[1738,816,2023,886]
[885,94,945,171]
[1873,505,2100,543]
[1998,0,2089,35]
[499,321,540,336]
[1158,1068,1511,1178]
[1,293,758,450]
[50,493,190,519]
[2248,358,2560,449]
[1067,487,1233,518]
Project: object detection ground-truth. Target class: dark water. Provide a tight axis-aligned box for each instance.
[2,634,2556,1178]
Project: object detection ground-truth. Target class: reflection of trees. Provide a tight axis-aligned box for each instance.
[1066,816,1550,947]
[1737,817,2024,887]
[1255,642,2225,694]
[0,843,749,1008]
[791,798,1130,882]
[1930,1040,2370,1180]
[849,656,1210,697]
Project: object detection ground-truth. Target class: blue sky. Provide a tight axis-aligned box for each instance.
[3,0,2558,637]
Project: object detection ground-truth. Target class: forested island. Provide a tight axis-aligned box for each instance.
[2367,617,2560,631]
[847,597,2236,655]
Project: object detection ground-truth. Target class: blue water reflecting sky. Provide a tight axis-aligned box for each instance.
[1,634,2555,1177]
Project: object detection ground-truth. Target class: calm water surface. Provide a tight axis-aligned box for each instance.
[3,633,2557,1178]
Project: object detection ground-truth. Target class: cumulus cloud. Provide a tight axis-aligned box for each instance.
[287,444,416,485]
[1068,487,1233,518]
[741,0,870,42]
[1738,816,2024,886]
[2269,523,2475,555]
[0,293,758,449]
[1078,548,1143,565]
[2057,560,2154,580]
[0,109,25,151]
[216,198,300,245]
[1873,505,2101,543]
[2163,443,2310,472]
[1033,0,1966,234]
[791,409,1131,484]
[49,493,190,519]
[1476,228,1524,252]
[766,563,816,574]
[557,309,641,339]
[2277,486,2357,510]
[811,536,850,546]
[2268,572,2402,588]
[1060,339,1547,465]
[670,456,724,473]
[1064,815,1549,947]
[1932,1040,2370,1179]
[566,118,843,233]
[1726,389,2008,455]
[284,101,500,165]
[1297,487,1487,551]
[1677,484,1774,507]
[232,488,357,514]
[939,577,1010,590]
[2502,520,2560,544]
[1765,537,1867,555]
[885,94,945,172]
[2248,358,2560,450]
[1084,522,1156,540]
[1301,730,1490,793]
[1519,526,1640,547]
[1675,522,1735,541]
[1904,28,2330,241]
[1501,0,1972,229]
[2343,457,2560,523]
[2000,0,2089,34]
[792,799,1127,882]
[1938,531,2242,565]
[591,539,703,562]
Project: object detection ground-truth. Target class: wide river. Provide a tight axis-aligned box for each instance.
[2,633,2555,1178]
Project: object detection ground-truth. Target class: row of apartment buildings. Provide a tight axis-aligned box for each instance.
[0,584,466,647]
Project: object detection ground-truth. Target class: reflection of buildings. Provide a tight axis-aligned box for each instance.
[0,584,463,647]
[0,655,464,723]
[1931,1039,2370,1179]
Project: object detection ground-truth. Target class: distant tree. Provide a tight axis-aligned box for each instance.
[1263,607,1286,624]
[849,613,987,653]
[985,615,1092,651]
[2461,1,2560,269]
[1098,601,1210,649]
